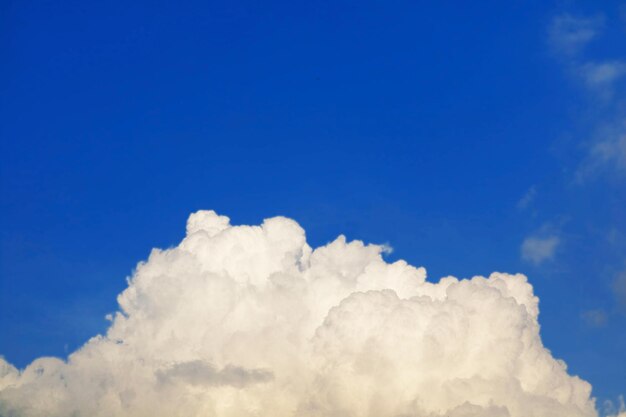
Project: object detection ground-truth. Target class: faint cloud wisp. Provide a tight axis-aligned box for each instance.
[613,270,626,312]
[580,309,608,328]
[517,185,537,211]
[548,14,604,56]
[548,12,626,182]
[577,129,626,181]
[521,235,560,265]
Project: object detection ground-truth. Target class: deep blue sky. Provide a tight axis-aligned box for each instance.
[1,0,625,410]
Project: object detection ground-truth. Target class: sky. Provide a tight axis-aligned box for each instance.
[0,0,625,415]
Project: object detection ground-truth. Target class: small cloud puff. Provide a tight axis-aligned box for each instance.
[549,13,626,99]
[521,235,560,265]
[579,62,626,90]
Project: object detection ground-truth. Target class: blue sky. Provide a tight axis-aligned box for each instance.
[1,0,625,411]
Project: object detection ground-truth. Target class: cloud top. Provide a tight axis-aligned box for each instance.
[0,211,597,417]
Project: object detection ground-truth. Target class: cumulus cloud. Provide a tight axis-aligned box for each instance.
[0,211,598,417]
[521,235,560,265]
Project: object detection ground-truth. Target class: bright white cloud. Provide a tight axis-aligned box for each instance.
[521,235,560,265]
[0,211,598,417]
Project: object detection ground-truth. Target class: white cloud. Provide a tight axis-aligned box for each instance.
[0,211,598,417]
[521,235,560,265]
[549,14,604,56]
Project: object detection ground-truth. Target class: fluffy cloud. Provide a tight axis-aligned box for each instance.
[521,235,560,265]
[0,211,598,417]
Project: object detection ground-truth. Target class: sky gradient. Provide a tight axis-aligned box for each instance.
[1,0,625,413]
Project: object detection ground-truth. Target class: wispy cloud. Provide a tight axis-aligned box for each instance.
[521,235,560,265]
[577,125,626,181]
[579,61,626,89]
[580,308,608,327]
[549,14,604,56]
[549,12,626,182]
[613,270,626,312]
[550,13,626,99]
[578,62,626,101]
[517,186,537,211]
[604,395,626,417]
